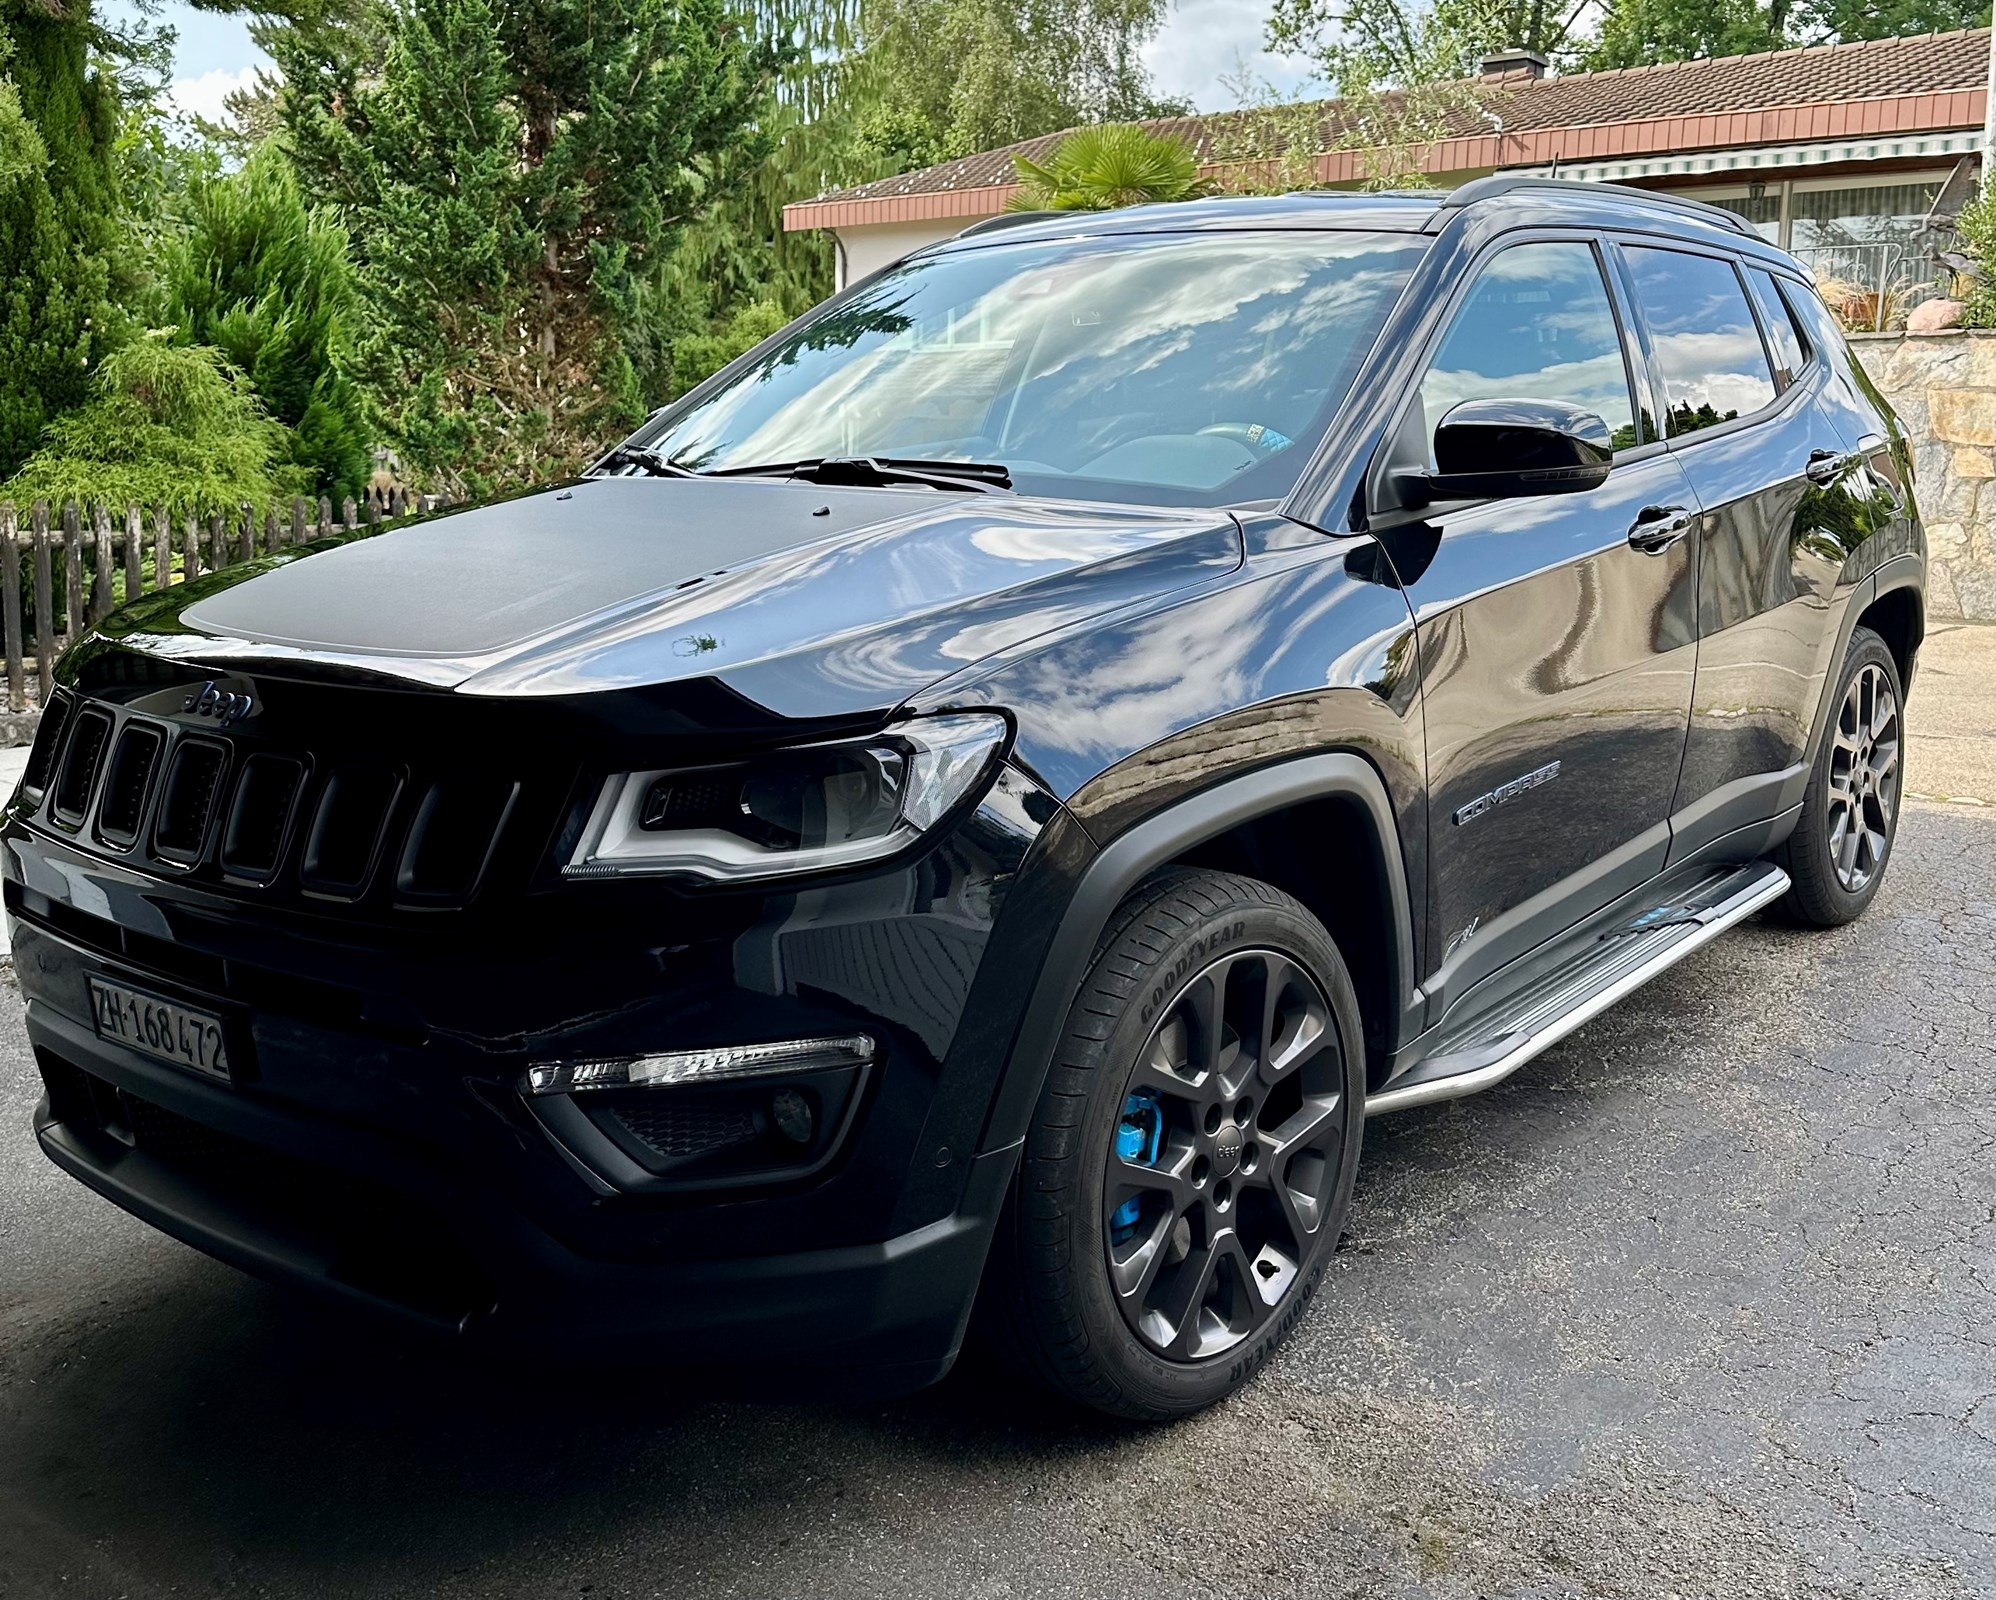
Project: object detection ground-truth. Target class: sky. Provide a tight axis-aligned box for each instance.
[118,0,1314,125]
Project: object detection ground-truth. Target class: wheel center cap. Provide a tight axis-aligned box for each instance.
[1213,1121,1245,1178]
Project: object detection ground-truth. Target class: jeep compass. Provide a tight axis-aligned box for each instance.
[8,179,1923,1419]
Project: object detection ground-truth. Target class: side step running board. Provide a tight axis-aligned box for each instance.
[1366,861,1790,1117]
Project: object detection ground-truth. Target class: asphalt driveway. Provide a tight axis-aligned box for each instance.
[2,632,1993,1599]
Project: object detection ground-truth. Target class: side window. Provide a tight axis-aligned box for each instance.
[1418,240,1639,459]
[1622,246,1777,437]
[1746,268,1810,389]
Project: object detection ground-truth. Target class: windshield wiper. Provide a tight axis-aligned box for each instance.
[704,456,1012,493]
[590,444,702,479]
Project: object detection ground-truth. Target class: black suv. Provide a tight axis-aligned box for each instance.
[8,179,1922,1420]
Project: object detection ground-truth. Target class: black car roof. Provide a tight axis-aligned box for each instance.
[925,178,1801,275]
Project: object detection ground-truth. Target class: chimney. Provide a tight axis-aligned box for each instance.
[1479,46,1549,80]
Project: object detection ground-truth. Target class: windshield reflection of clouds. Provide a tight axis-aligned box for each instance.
[648,233,1425,506]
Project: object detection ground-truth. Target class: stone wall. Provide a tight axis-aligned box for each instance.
[1852,330,1996,620]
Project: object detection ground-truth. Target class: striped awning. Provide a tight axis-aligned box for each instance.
[1508,129,1984,183]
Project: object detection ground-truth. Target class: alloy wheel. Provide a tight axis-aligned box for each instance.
[1103,948,1349,1361]
[1826,661,1899,893]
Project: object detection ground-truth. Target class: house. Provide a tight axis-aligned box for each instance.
[782,27,1992,322]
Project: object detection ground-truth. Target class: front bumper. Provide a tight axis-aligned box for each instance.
[5,756,1067,1383]
[30,987,1018,1389]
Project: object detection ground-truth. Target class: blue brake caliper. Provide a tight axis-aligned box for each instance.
[1111,1090,1164,1247]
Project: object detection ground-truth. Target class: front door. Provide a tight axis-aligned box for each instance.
[1380,236,1700,1014]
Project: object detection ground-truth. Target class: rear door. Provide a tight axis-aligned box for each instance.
[1382,235,1700,1014]
[1612,243,1877,857]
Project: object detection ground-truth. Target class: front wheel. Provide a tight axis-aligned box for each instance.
[1775,624,1903,927]
[981,868,1365,1420]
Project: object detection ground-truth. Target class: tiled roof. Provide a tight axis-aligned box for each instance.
[785,27,1989,229]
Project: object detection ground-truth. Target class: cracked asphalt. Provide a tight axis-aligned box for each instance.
[2,633,1994,1598]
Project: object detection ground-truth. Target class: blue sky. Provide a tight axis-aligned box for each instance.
[117,0,1315,123]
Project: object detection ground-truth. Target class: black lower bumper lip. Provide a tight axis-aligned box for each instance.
[36,1109,492,1335]
[26,992,1020,1383]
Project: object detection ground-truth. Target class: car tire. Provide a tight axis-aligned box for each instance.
[1774,624,1904,928]
[980,867,1365,1421]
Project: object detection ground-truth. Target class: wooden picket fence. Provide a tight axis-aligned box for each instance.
[0,487,441,715]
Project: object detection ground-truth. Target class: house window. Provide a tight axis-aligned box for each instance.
[1709,189,1782,243]
[1789,181,1941,250]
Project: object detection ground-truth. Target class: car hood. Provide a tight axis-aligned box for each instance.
[113,477,1243,719]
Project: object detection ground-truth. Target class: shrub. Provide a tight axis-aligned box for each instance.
[3,336,296,517]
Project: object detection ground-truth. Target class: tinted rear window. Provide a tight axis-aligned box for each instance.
[1746,268,1810,388]
[1623,246,1776,437]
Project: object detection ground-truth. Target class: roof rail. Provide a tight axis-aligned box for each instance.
[1429,176,1754,238]
[955,210,1063,240]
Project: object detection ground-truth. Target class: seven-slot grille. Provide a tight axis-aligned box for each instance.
[28,695,520,909]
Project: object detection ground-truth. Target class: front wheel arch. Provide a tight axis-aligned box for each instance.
[977,751,1418,1159]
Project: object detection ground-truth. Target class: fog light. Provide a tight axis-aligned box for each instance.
[523,1033,875,1096]
[770,1089,814,1145]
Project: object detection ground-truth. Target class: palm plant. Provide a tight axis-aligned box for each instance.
[1007,123,1210,212]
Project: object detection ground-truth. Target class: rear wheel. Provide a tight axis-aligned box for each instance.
[1775,625,1903,927]
[982,868,1365,1420]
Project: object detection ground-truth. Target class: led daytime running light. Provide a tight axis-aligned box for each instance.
[525,1033,875,1096]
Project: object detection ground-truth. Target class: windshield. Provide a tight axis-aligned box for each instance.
[635,230,1427,507]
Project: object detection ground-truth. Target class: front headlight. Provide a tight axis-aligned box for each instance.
[564,712,1010,882]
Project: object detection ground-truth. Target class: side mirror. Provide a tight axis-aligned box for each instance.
[1405,398,1614,503]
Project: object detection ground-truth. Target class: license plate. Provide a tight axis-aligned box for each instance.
[87,977,231,1081]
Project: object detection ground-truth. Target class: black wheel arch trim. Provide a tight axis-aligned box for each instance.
[1800,552,1924,783]
[975,751,1418,1159]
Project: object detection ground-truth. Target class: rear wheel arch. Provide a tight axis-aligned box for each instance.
[1799,558,1923,773]
[1856,579,1924,692]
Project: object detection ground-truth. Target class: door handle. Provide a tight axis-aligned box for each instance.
[1627,504,1695,555]
[1805,447,1856,486]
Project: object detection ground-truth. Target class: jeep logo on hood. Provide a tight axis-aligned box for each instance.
[182,680,254,727]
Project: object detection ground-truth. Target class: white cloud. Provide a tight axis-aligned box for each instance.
[1141,0,1318,113]
[165,66,265,125]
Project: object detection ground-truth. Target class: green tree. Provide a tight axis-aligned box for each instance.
[1258,0,1586,187]
[4,336,294,515]
[855,0,1184,165]
[1008,123,1209,211]
[275,0,768,495]
[1953,190,1996,328]
[1808,0,1988,39]
[0,0,127,480]
[1581,0,1988,68]
[1267,0,1585,93]
[1581,0,1786,67]
[162,146,369,502]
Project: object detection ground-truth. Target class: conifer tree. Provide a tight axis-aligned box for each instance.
[275,0,768,495]
[0,0,125,479]
[163,145,370,503]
